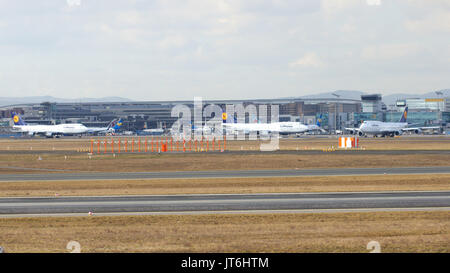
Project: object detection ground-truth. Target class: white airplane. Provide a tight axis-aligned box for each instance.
[142,128,165,135]
[11,112,88,138]
[345,107,440,137]
[86,118,123,135]
[223,115,325,135]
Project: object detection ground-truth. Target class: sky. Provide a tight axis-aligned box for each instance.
[0,0,449,100]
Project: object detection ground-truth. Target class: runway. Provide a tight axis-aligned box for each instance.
[1,191,449,216]
[1,166,450,182]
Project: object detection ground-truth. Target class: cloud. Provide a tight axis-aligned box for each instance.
[405,10,450,33]
[321,0,361,15]
[290,52,325,68]
[0,1,449,99]
[361,43,421,60]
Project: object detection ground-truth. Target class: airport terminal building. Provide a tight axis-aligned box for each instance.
[1,95,449,134]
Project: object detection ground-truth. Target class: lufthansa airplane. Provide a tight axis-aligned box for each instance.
[222,115,325,135]
[11,112,88,138]
[345,107,440,137]
[87,118,123,135]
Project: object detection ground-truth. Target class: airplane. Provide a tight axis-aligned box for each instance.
[11,112,89,138]
[222,115,326,135]
[86,118,123,135]
[141,128,165,135]
[345,107,440,137]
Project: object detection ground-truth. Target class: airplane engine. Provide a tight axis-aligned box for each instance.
[414,129,422,134]
[45,132,53,138]
[348,130,354,135]
[394,130,402,136]
[358,131,364,136]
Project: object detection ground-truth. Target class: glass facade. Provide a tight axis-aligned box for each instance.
[385,111,440,125]
[403,98,445,111]
[442,112,450,124]
[353,112,383,125]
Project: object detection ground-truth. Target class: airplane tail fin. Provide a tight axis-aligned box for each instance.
[107,118,123,131]
[11,112,26,126]
[399,107,408,123]
[316,114,323,127]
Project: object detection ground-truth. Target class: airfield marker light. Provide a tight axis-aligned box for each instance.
[170,138,173,152]
[138,137,141,153]
[97,141,100,154]
[118,138,121,153]
[212,137,215,151]
[195,139,198,152]
[176,139,179,152]
[206,138,209,152]
[183,139,186,152]
[111,137,114,154]
[218,139,221,151]
[189,139,192,152]
[125,138,128,153]
[131,138,134,153]
[145,137,148,153]
[152,137,154,153]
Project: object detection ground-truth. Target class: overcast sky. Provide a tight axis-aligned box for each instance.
[0,0,449,100]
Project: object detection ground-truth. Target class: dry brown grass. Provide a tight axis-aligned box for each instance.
[0,152,449,174]
[0,211,448,253]
[0,136,449,152]
[1,174,449,197]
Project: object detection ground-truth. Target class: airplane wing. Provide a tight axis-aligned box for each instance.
[344,127,360,134]
[402,126,441,133]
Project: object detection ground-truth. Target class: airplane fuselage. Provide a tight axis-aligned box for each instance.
[224,122,320,134]
[359,121,408,136]
[13,123,88,137]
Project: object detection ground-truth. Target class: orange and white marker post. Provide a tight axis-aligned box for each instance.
[111,137,114,154]
[339,137,359,149]
[224,135,226,151]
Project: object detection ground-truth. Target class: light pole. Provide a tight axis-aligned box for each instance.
[332,93,340,133]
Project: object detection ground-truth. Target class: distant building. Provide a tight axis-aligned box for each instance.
[396,98,445,112]
[361,94,383,113]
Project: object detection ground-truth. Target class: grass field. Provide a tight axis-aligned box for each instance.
[0,152,449,174]
[0,136,448,253]
[0,136,449,152]
[1,174,449,197]
[0,211,448,252]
